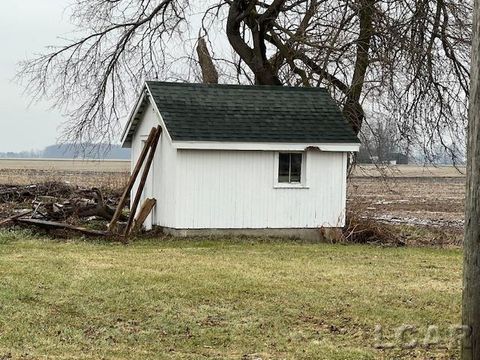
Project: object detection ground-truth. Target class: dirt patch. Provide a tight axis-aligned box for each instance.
[349,177,465,225]
[348,176,465,246]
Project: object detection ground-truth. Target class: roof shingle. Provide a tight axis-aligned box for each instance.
[144,81,360,144]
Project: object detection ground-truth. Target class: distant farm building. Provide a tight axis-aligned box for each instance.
[357,148,409,165]
[121,82,360,238]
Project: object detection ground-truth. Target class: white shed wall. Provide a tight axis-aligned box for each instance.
[173,149,347,229]
[130,101,176,228]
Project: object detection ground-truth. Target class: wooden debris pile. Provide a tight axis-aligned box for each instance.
[0,184,122,237]
[0,182,75,203]
[0,126,162,241]
[31,188,116,221]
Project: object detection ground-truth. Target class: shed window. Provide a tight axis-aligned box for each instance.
[278,153,303,183]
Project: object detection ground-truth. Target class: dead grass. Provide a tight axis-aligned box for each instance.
[0,232,462,359]
[0,159,129,172]
[0,169,129,189]
[344,201,404,246]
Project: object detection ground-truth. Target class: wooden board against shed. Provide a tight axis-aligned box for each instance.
[131,198,157,234]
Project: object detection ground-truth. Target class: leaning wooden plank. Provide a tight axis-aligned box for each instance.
[108,126,159,232]
[130,198,156,235]
[0,210,33,226]
[124,127,162,236]
[16,219,108,237]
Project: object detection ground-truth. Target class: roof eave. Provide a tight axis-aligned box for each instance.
[120,88,149,148]
[172,141,360,152]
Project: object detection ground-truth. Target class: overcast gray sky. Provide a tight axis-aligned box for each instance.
[0,0,74,152]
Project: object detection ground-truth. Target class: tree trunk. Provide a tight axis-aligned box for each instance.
[462,0,480,358]
[196,37,219,84]
[341,0,375,135]
[226,0,282,86]
[342,98,365,135]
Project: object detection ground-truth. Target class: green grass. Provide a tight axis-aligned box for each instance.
[0,231,462,359]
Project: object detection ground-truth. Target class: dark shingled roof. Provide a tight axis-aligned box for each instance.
[143,81,359,143]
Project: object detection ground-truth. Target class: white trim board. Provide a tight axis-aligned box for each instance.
[121,83,175,147]
[173,141,360,152]
[121,90,148,146]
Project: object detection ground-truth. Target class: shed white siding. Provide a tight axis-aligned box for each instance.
[129,100,349,231]
[173,149,347,229]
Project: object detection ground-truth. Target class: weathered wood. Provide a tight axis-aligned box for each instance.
[76,203,116,220]
[108,126,159,232]
[16,218,108,237]
[31,188,117,222]
[0,210,33,226]
[76,188,116,220]
[124,126,162,236]
[463,1,480,358]
[131,198,156,234]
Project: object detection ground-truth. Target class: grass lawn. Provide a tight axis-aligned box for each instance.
[0,231,462,359]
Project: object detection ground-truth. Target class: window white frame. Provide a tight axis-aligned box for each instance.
[273,151,308,189]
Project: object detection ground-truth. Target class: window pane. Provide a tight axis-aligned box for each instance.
[278,153,290,183]
[290,153,302,182]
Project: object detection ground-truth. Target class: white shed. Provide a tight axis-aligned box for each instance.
[121,81,360,239]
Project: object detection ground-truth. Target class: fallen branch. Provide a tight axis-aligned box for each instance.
[16,218,109,237]
[0,210,33,226]
[75,188,116,220]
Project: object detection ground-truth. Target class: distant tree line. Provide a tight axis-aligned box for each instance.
[0,143,130,160]
[357,119,465,165]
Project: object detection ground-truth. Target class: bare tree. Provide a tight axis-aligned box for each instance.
[18,0,472,157]
[358,119,407,163]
